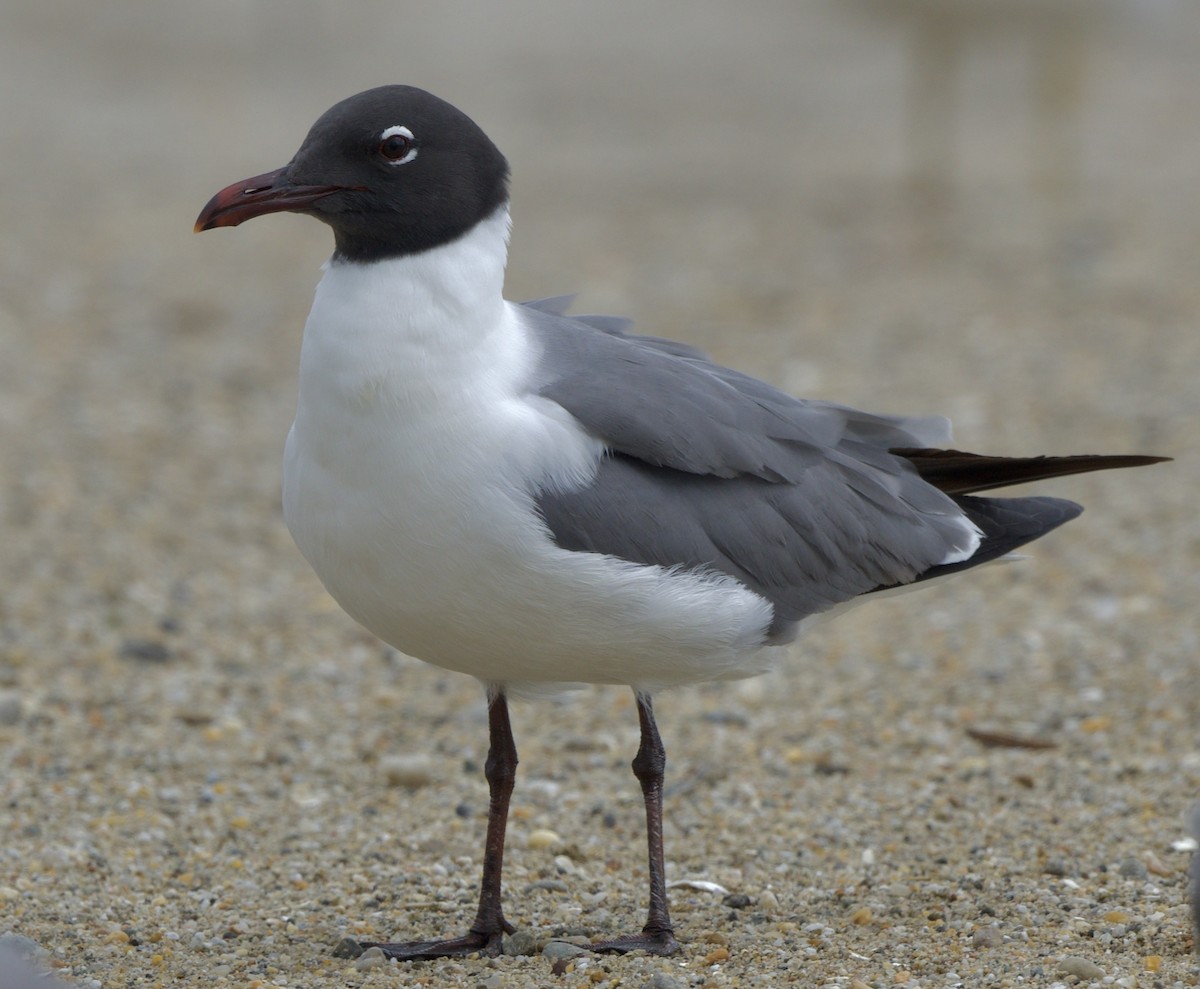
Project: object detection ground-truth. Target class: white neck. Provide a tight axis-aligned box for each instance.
[297,205,514,413]
[327,204,511,321]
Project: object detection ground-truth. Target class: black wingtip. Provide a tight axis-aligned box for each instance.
[882,494,1084,591]
[894,449,1172,495]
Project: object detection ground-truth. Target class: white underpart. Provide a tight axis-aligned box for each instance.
[282,207,776,695]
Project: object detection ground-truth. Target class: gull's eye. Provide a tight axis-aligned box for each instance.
[378,125,418,165]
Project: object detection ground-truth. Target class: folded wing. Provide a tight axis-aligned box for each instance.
[521,303,1166,634]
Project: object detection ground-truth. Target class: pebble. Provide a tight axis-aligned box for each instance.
[541,940,589,960]
[526,878,569,893]
[648,972,683,989]
[972,926,1003,948]
[501,930,538,956]
[1043,859,1070,877]
[527,828,561,849]
[0,691,22,726]
[379,753,438,788]
[330,938,365,959]
[1141,850,1172,876]
[666,879,728,895]
[1118,857,1148,880]
[476,974,503,989]
[1057,956,1104,980]
[119,638,171,663]
[353,946,389,970]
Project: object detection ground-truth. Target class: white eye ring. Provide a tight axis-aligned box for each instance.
[379,125,418,165]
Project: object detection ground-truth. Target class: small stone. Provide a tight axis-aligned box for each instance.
[526,879,569,893]
[354,946,389,970]
[1142,850,1172,876]
[527,828,561,850]
[1058,956,1104,979]
[972,926,1003,948]
[119,638,171,663]
[379,753,438,788]
[501,930,538,956]
[542,940,588,960]
[553,854,577,875]
[667,879,728,895]
[722,893,752,909]
[703,946,730,964]
[849,906,873,925]
[649,972,684,989]
[476,974,503,989]
[1118,857,1148,879]
[0,691,22,726]
[331,937,366,958]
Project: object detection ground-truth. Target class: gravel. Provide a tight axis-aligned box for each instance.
[3,3,1198,988]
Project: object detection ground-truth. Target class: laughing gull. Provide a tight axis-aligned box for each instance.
[195,85,1166,959]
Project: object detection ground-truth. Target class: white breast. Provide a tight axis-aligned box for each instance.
[282,210,775,694]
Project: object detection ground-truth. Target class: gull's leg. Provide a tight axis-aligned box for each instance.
[350,691,518,960]
[590,692,681,955]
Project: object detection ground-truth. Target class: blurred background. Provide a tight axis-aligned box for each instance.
[2,2,1198,985]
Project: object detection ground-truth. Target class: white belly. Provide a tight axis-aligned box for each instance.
[282,400,775,693]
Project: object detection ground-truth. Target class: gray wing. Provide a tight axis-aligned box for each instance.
[520,304,976,628]
[522,295,707,359]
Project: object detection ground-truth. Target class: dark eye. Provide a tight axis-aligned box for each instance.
[378,125,418,165]
[380,134,411,159]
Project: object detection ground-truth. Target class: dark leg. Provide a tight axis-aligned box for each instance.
[356,692,518,960]
[590,693,680,955]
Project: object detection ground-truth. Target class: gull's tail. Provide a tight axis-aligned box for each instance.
[877,449,1169,588]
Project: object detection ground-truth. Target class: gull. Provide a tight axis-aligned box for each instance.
[195,85,1165,958]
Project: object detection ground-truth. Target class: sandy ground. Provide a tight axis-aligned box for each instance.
[2,3,1199,987]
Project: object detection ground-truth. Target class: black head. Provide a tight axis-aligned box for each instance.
[195,86,510,263]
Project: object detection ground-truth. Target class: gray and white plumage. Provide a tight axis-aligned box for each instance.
[192,85,1159,694]
[526,300,978,634]
[195,85,1165,955]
